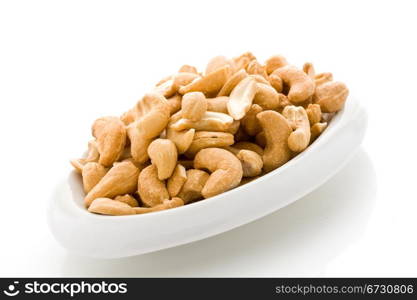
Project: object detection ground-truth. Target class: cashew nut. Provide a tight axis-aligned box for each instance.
[268,73,283,93]
[272,65,315,104]
[303,62,315,79]
[178,65,198,74]
[315,72,333,86]
[313,81,349,113]
[306,103,322,125]
[177,169,210,203]
[84,160,140,207]
[194,148,243,198]
[170,111,233,132]
[92,116,126,167]
[246,60,268,79]
[227,77,257,120]
[166,127,195,154]
[310,122,328,142]
[166,94,182,115]
[217,69,248,97]
[181,92,207,121]
[257,110,292,172]
[232,52,256,71]
[241,104,263,136]
[233,141,264,156]
[265,55,288,74]
[207,96,229,113]
[88,198,136,216]
[225,147,263,177]
[82,162,108,193]
[114,194,139,207]
[137,165,169,207]
[282,105,311,152]
[148,139,178,180]
[179,65,231,97]
[205,55,233,75]
[167,164,187,197]
[134,197,184,214]
[253,83,280,110]
[185,131,234,158]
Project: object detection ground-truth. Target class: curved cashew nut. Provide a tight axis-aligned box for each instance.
[313,81,349,113]
[177,169,210,204]
[92,116,126,167]
[137,165,169,207]
[194,148,243,198]
[181,92,207,121]
[82,162,108,193]
[185,131,234,158]
[253,83,280,110]
[272,65,315,103]
[227,77,257,120]
[88,198,136,216]
[167,164,187,197]
[233,141,264,156]
[265,54,288,75]
[257,111,292,172]
[134,197,184,214]
[84,161,140,207]
[282,105,311,152]
[148,139,178,180]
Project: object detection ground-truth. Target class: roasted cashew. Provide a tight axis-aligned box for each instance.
[306,103,322,125]
[227,77,257,120]
[253,83,280,110]
[265,55,288,74]
[185,131,234,158]
[148,139,178,180]
[167,164,187,197]
[272,65,315,104]
[166,128,195,154]
[70,140,100,173]
[205,55,233,75]
[303,62,315,79]
[82,162,108,193]
[246,60,268,79]
[207,96,229,113]
[315,72,333,86]
[233,141,264,156]
[92,116,126,167]
[217,69,248,96]
[181,92,207,121]
[137,165,169,207]
[194,148,243,198]
[310,122,328,142]
[313,81,349,113]
[282,105,311,152]
[241,104,263,136]
[224,147,263,177]
[177,169,210,203]
[84,160,140,207]
[178,65,198,74]
[232,52,256,71]
[166,94,182,115]
[257,110,292,172]
[170,111,233,132]
[179,65,231,97]
[88,198,136,216]
[134,197,184,214]
[114,194,139,207]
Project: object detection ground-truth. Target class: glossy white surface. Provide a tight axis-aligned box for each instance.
[1,0,416,276]
[47,98,367,258]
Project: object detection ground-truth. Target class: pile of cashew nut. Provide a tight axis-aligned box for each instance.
[71,52,349,216]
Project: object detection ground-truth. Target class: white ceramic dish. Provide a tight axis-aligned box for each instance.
[48,97,367,258]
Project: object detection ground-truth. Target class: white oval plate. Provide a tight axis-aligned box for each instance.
[48,98,367,258]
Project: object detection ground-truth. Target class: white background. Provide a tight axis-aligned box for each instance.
[0,0,416,277]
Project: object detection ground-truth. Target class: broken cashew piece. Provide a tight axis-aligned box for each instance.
[114,194,139,207]
[217,69,248,96]
[207,96,229,113]
[185,131,234,158]
[194,148,243,198]
[84,161,140,207]
[148,139,178,180]
[272,65,315,104]
[177,169,210,204]
[306,103,322,125]
[227,77,257,120]
[282,105,311,152]
[92,116,126,167]
[166,128,195,154]
[257,111,292,172]
[181,92,207,121]
[134,197,184,214]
